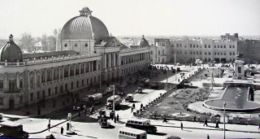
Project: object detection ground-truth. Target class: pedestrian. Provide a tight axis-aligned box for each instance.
[66,122,70,131]
[47,123,51,131]
[193,116,197,122]
[140,103,143,109]
[180,122,183,130]
[215,121,219,128]
[110,111,114,120]
[116,114,119,122]
[60,126,64,134]
[203,119,208,126]
[132,103,135,109]
[163,116,168,123]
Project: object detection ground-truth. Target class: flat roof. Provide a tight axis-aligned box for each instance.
[119,127,146,134]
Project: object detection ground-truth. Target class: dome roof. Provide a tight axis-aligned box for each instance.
[0,34,23,62]
[139,35,150,47]
[61,7,109,41]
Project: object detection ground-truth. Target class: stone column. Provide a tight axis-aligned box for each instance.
[34,70,37,88]
[16,73,20,89]
[68,65,71,77]
[108,53,111,68]
[104,54,107,69]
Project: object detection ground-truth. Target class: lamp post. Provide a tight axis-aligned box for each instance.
[223,101,227,139]
[113,85,115,112]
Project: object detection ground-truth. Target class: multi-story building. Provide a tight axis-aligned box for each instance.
[0,7,151,109]
[151,37,238,64]
[171,38,237,64]
[152,38,171,64]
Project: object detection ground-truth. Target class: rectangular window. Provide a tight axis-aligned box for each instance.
[48,88,51,96]
[0,80,3,89]
[30,93,33,101]
[9,80,17,92]
[0,97,3,105]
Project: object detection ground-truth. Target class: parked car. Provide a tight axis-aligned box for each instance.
[125,94,134,102]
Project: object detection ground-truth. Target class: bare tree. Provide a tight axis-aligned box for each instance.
[19,33,35,52]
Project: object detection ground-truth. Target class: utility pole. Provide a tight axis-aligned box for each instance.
[113,85,115,112]
[174,52,177,65]
[223,101,226,139]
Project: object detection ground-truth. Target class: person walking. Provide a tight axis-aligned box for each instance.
[215,121,219,128]
[132,103,135,109]
[116,114,119,122]
[203,119,208,126]
[66,122,70,131]
[60,126,64,134]
[140,103,143,109]
[47,123,51,131]
[180,122,183,130]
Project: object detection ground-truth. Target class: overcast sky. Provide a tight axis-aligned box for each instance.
[0,0,259,39]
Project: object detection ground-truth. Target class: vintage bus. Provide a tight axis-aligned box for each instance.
[118,127,147,139]
[125,118,157,134]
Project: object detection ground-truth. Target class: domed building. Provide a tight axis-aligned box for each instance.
[60,7,110,54]
[139,35,150,47]
[0,7,151,110]
[0,34,23,62]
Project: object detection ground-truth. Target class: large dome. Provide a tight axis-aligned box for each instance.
[0,34,23,62]
[139,35,150,47]
[61,7,109,41]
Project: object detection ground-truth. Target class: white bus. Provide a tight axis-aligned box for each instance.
[118,127,147,139]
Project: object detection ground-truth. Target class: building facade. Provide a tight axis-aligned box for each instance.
[0,7,151,109]
[151,37,238,64]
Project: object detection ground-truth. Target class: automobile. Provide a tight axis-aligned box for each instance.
[0,121,29,138]
[106,95,122,110]
[125,118,157,134]
[125,94,134,102]
[98,117,111,128]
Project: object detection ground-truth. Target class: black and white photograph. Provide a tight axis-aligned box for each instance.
[0,0,260,139]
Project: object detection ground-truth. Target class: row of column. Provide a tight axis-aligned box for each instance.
[27,61,99,90]
[104,52,118,69]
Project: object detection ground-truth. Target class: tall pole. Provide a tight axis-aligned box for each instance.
[223,101,226,139]
[174,52,177,65]
[113,85,115,112]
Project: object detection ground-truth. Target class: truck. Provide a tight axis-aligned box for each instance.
[80,93,103,106]
[106,95,122,110]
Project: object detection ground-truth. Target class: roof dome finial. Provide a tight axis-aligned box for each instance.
[9,34,14,42]
[79,7,92,16]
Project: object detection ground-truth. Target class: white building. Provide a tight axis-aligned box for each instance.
[0,7,151,109]
[171,38,237,63]
[150,37,238,64]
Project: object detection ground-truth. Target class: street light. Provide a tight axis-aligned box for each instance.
[223,101,227,139]
[113,85,115,112]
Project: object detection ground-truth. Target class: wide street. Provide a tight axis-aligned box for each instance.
[15,66,260,139]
